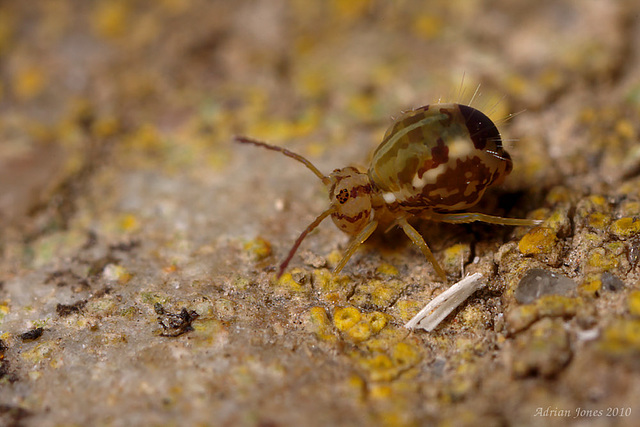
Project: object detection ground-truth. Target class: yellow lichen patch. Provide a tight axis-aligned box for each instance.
[347,321,373,342]
[347,92,376,120]
[587,212,611,231]
[351,279,406,308]
[275,268,311,294]
[536,295,583,318]
[576,195,610,217]
[442,243,470,273]
[331,0,371,22]
[333,306,362,332]
[92,116,121,139]
[518,227,557,255]
[369,383,393,400]
[361,353,396,382]
[586,247,619,271]
[86,295,118,317]
[307,306,336,342]
[92,0,130,39]
[505,73,529,97]
[123,123,163,155]
[579,274,602,297]
[13,65,46,101]
[618,201,640,218]
[392,299,423,323]
[356,341,421,382]
[243,237,272,262]
[190,318,229,347]
[376,263,399,277]
[412,14,444,40]
[118,213,140,233]
[628,291,640,317]
[312,269,352,304]
[615,118,636,139]
[366,311,389,334]
[597,319,640,358]
[0,301,9,321]
[506,295,582,333]
[391,342,421,370]
[21,341,56,364]
[333,307,389,342]
[327,250,343,269]
[609,217,640,238]
[544,186,572,205]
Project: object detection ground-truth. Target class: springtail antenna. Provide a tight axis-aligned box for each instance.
[234,136,331,186]
[276,206,336,278]
[235,135,336,277]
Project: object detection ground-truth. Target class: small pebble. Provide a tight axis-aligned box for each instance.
[515,268,577,304]
[601,272,625,292]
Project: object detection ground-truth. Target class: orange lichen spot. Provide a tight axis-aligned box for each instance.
[162,264,178,274]
[102,264,132,285]
[609,217,640,238]
[14,66,46,101]
[518,227,557,255]
[243,237,272,261]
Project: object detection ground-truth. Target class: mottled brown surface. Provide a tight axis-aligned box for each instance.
[1,1,640,426]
